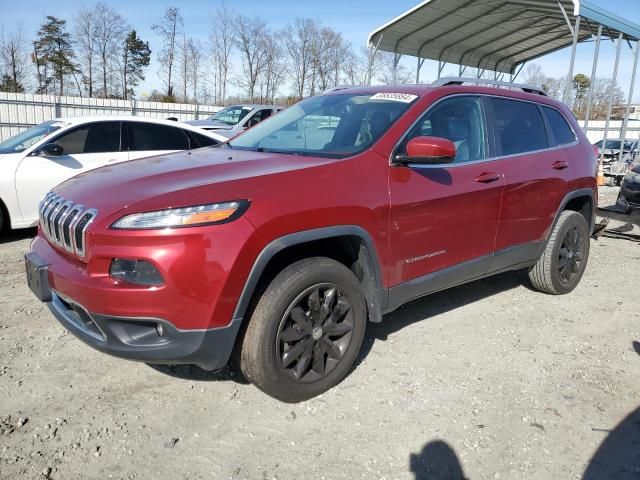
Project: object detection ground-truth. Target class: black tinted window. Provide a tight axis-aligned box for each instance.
[491,98,548,155]
[542,106,576,146]
[188,131,219,148]
[55,122,121,154]
[128,123,189,151]
[399,96,487,163]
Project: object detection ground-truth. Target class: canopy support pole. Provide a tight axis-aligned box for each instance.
[620,40,640,146]
[511,63,525,82]
[366,34,383,85]
[437,61,446,79]
[564,15,581,103]
[600,33,624,164]
[416,57,426,84]
[584,24,603,133]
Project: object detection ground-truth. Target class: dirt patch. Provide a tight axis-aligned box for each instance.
[1,228,639,479]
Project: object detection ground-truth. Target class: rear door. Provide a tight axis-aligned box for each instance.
[15,121,124,223]
[388,95,504,290]
[126,121,191,160]
[489,97,575,252]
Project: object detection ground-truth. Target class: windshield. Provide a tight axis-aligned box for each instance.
[595,140,633,151]
[228,93,418,158]
[208,105,253,125]
[0,120,63,154]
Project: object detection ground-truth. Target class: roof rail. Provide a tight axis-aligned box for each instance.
[431,77,547,96]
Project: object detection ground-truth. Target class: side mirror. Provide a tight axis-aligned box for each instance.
[38,143,63,157]
[395,136,456,165]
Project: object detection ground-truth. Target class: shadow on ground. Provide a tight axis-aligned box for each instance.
[410,440,468,480]
[0,227,37,244]
[358,270,525,363]
[150,270,526,384]
[581,341,640,479]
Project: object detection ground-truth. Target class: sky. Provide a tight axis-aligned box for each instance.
[1,0,640,101]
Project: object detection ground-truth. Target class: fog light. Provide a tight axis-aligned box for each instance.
[110,259,164,286]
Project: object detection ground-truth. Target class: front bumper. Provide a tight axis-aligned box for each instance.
[47,289,241,370]
[620,179,640,209]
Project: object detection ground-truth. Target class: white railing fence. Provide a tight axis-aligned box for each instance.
[0,92,222,141]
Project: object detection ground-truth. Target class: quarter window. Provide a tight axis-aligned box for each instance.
[128,123,189,151]
[398,96,487,163]
[490,98,548,155]
[54,122,121,154]
[541,106,576,146]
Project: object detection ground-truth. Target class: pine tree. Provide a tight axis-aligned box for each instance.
[35,16,77,96]
[122,30,151,99]
[0,73,24,93]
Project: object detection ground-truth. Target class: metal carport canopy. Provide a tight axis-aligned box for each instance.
[367,0,640,75]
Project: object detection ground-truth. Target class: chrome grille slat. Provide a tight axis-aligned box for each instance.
[38,192,98,259]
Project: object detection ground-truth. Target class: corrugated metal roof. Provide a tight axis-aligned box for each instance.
[368,0,640,74]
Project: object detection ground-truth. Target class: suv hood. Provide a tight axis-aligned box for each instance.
[54,147,335,219]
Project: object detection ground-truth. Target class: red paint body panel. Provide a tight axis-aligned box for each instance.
[30,84,597,335]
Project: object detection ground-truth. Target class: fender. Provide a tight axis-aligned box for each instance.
[232,225,386,323]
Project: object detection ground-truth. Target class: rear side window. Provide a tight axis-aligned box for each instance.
[128,123,189,151]
[541,106,576,146]
[54,122,121,154]
[490,98,548,156]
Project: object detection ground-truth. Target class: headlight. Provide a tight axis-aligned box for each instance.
[111,200,249,230]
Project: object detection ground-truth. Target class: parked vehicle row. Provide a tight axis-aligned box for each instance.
[593,138,640,186]
[184,104,283,138]
[0,117,226,232]
[24,81,597,402]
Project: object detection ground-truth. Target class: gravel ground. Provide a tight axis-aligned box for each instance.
[1,221,639,480]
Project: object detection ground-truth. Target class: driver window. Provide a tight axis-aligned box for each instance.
[399,96,487,163]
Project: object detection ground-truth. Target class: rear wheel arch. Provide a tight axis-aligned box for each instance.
[232,226,385,326]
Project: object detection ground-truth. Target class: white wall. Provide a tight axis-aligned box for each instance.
[578,120,640,144]
[0,92,222,142]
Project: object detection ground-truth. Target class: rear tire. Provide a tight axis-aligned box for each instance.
[528,211,590,295]
[239,257,367,402]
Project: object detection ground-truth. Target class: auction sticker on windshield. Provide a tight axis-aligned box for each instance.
[370,93,418,103]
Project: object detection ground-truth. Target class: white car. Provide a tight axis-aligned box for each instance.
[0,116,226,231]
[184,104,283,138]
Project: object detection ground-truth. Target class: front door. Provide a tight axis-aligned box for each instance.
[15,121,125,224]
[388,96,504,295]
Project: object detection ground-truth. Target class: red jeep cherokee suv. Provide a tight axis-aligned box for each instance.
[25,81,597,402]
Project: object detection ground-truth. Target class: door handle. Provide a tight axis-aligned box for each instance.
[474,172,501,184]
[552,161,569,170]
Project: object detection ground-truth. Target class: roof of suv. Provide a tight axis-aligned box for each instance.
[322,83,561,106]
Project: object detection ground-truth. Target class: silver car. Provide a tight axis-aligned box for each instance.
[185,104,283,139]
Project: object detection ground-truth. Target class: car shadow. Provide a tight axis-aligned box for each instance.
[357,270,526,364]
[581,341,640,479]
[410,440,468,479]
[149,270,526,385]
[0,227,37,244]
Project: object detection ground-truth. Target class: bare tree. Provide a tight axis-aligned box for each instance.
[522,63,545,88]
[188,39,203,102]
[283,18,317,100]
[152,7,183,100]
[342,46,371,86]
[311,27,349,92]
[376,51,414,85]
[233,15,270,102]
[0,26,30,92]
[209,4,234,105]
[74,6,97,96]
[93,2,128,97]
[257,33,286,103]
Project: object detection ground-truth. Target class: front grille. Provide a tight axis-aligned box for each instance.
[38,192,98,258]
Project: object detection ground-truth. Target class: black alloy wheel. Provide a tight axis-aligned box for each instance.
[557,225,587,285]
[276,283,354,383]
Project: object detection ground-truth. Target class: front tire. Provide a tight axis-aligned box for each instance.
[240,257,367,402]
[528,211,590,295]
